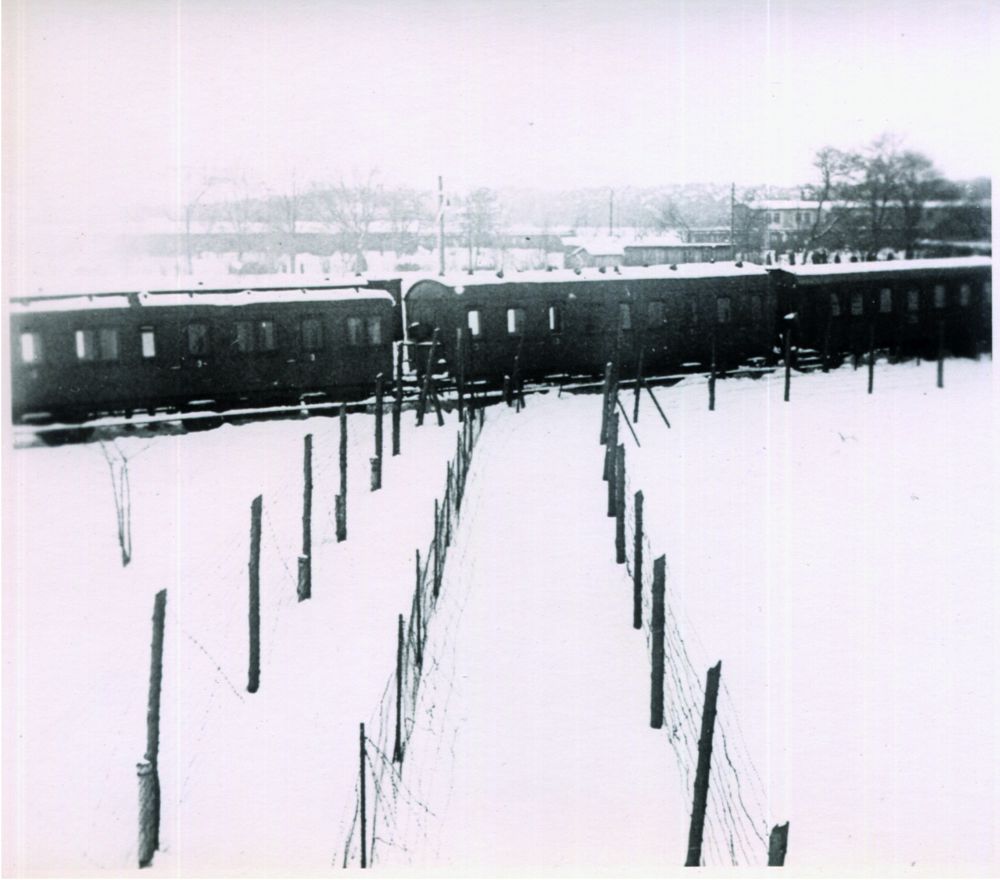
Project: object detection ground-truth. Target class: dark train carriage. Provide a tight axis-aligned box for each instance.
[404,263,773,382]
[770,257,992,363]
[10,285,395,423]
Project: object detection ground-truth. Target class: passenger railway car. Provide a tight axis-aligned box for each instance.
[404,262,774,381]
[10,281,396,423]
[770,257,992,363]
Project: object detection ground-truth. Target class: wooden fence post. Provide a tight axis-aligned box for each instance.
[684,661,722,867]
[298,434,312,601]
[457,327,466,423]
[600,361,613,444]
[633,346,645,423]
[414,550,423,668]
[373,373,384,488]
[393,614,404,763]
[867,323,875,395]
[417,329,439,426]
[822,316,831,373]
[937,320,945,389]
[336,407,347,542]
[248,495,262,693]
[768,822,790,866]
[503,374,512,407]
[392,347,402,457]
[615,444,626,563]
[783,324,792,403]
[359,723,367,869]
[709,338,717,411]
[633,491,643,629]
[138,589,166,868]
[650,556,665,729]
[433,499,441,598]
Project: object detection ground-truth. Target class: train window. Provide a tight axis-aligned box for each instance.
[548,304,562,333]
[507,308,526,335]
[959,284,971,306]
[98,328,119,361]
[75,329,96,361]
[140,327,156,359]
[716,297,732,324]
[366,317,382,345]
[850,293,863,316]
[234,321,255,353]
[258,320,277,351]
[346,317,363,345]
[647,301,666,326]
[879,288,893,313]
[187,323,210,356]
[619,304,632,330]
[933,284,946,308]
[830,293,841,316]
[467,309,482,338]
[19,331,43,364]
[301,318,323,351]
[750,296,763,322]
[907,290,920,312]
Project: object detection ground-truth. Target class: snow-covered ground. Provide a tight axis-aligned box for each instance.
[5,356,998,876]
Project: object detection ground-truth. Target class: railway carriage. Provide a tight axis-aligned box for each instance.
[769,258,992,364]
[404,263,774,382]
[10,281,396,423]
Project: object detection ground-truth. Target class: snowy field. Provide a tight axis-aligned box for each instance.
[4,357,998,877]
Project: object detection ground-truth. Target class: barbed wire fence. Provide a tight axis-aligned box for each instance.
[599,362,789,868]
[333,406,487,868]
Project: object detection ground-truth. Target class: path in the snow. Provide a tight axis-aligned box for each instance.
[384,395,689,874]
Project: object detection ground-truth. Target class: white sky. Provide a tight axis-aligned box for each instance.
[3,0,997,229]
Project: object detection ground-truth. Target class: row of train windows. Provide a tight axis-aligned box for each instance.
[464,297,761,338]
[829,283,978,317]
[18,317,383,365]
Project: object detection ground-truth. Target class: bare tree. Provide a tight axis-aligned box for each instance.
[222,174,259,262]
[315,172,382,273]
[802,147,853,253]
[383,187,429,256]
[461,188,500,271]
[896,150,946,257]
[173,170,220,274]
[268,173,303,273]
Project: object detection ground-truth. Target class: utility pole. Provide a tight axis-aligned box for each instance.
[609,188,615,237]
[438,175,445,276]
[730,182,736,260]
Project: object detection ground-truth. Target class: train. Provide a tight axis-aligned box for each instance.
[7,257,992,428]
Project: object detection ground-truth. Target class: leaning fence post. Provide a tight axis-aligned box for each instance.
[614,444,626,563]
[373,373,384,488]
[298,434,313,601]
[503,374,512,407]
[393,614,404,763]
[633,345,645,423]
[359,723,368,869]
[138,589,167,868]
[433,499,441,598]
[248,495,262,693]
[633,491,643,629]
[685,661,722,867]
[606,413,619,517]
[768,822,790,866]
[650,556,665,729]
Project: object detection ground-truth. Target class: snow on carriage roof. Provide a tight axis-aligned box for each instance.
[9,294,135,314]
[408,262,768,294]
[138,287,394,308]
[15,273,387,300]
[773,256,992,279]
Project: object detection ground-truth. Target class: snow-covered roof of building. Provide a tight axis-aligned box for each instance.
[138,288,393,308]
[408,262,768,294]
[748,199,822,211]
[772,256,991,280]
[625,237,727,249]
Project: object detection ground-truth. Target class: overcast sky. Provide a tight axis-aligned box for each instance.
[4,0,997,230]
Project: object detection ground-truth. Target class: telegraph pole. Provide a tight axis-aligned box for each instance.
[438,175,446,276]
[609,188,615,237]
[730,182,736,260]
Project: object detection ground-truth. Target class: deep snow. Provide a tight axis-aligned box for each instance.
[4,356,998,877]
